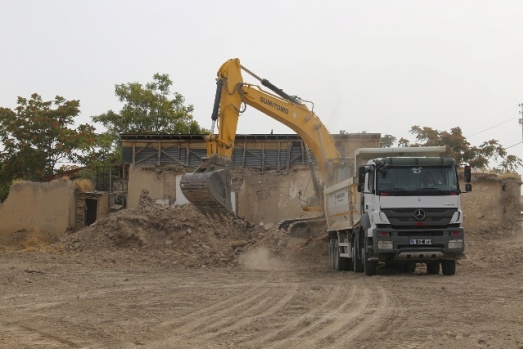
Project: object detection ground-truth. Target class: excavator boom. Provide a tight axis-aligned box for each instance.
[180,58,341,218]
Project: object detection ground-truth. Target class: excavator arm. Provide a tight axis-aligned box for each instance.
[180,58,341,216]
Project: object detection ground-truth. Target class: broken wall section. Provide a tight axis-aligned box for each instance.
[126,164,319,224]
[460,173,521,232]
[126,164,186,208]
[0,179,76,237]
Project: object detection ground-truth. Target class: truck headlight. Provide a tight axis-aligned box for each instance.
[448,239,463,249]
[378,240,393,250]
[378,211,390,224]
[450,211,462,223]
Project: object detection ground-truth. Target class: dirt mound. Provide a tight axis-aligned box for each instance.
[59,200,327,269]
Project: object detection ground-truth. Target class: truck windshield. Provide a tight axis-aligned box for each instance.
[376,165,459,194]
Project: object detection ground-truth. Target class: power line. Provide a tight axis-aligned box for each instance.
[505,141,522,149]
[467,117,517,138]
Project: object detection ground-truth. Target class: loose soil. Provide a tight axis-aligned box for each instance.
[1,201,522,349]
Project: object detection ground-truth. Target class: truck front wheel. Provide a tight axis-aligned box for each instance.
[363,247,377,276]
[441,260,456,275]
[352,236,364,273]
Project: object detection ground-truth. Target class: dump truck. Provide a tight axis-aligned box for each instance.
[326,146,471,276]
[181,58,471,275]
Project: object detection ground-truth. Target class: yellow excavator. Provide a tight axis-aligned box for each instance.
[180,58,343,220]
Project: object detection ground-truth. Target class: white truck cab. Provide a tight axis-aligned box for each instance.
[326,146,471,276]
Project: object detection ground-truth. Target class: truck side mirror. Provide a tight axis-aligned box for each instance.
[464,165,471,182]
[464,165,472,192]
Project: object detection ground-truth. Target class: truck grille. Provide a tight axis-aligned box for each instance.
[397,231,444,237]
[382,208,457,229]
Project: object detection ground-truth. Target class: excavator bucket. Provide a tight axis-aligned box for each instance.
[180,159,233,217]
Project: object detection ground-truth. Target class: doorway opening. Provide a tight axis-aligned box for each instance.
[85,198,98,226]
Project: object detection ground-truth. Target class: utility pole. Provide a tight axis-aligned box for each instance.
[520,103,523,146]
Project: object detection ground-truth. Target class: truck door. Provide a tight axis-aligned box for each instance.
[362,168,375,214]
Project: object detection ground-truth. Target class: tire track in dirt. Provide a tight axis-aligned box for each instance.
[327,285,391,346]
[1,324,81,349]
[153,270,286,336]
[234,278,394,349]
[205,282,300,338]
[0,270,194,348]
[281,282,371,349]
[257,281,352,345]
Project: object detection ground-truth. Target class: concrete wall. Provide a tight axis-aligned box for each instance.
[0,179,76,236]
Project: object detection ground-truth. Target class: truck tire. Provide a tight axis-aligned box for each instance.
[441,260,456,275]
[352,237,364,273]
[363,247,377,276]
[329,239,336,269]
[335,240,352,271]
[426,262,440,275]
[405,262,417,273]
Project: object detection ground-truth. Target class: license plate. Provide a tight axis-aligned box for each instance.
[410,239,432,245]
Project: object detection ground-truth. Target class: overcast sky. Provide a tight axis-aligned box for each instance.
[2,1,523,166]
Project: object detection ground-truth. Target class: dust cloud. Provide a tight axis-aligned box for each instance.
[238,247,288,270]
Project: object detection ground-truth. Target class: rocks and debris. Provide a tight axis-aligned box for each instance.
[58,199,328,269]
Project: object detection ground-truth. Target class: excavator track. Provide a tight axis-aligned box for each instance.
[278,215,327,238]
[180,167,233,217]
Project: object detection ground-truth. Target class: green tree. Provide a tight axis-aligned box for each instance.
[397,137,410,147]
[408,125,521,170]
[93,73,205,137]
[85,74,207,186]
[0,93,96,200]
[380,134,397,148]
[90,73,207,174]
[498,154,523,172]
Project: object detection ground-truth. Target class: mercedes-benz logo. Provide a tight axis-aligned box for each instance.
[414,208,425,221]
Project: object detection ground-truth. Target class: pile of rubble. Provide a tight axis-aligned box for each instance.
[60,200,328,269]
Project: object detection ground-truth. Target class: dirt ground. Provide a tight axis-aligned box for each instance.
[1,202,523,349]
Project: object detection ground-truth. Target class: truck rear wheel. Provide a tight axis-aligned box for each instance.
[329,239,336,269]
[334,240,351,271]
[441,260,456,275]
[396,262,416,273]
